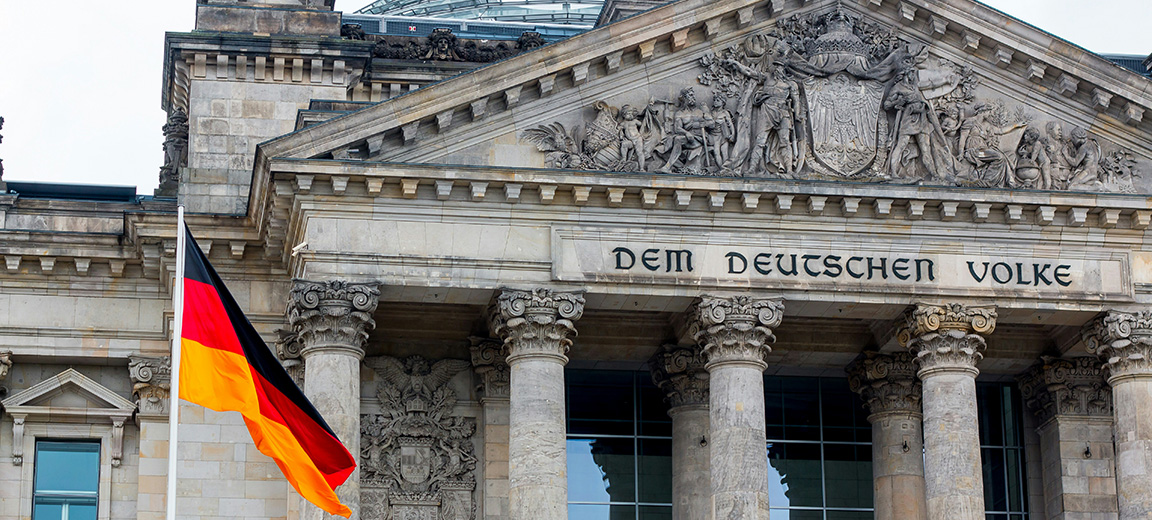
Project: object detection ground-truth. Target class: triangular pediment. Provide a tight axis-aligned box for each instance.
[2,368,135,418]
[259,0,1152,194]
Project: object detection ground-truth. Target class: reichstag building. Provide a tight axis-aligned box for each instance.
[1,0,1151,519]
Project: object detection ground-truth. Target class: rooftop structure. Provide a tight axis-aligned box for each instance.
[354,0,603,26]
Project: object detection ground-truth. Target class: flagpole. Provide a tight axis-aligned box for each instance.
[166,205,186,520]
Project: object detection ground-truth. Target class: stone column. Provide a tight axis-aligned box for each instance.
[846,351,927,520]
[897,303,996,520]
[1083,311,1152,519]
[1017,357,1116,520]
[470,337,512,520]
[649,344,710,520]
[488,288,584,520]
[288,280,380,520]
[689,296,784,520]
[129,355,172,520]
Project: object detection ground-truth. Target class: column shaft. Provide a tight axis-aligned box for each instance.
[301,349,363,520]
[899,303,996,520]
[669,406,709,520]
[489,288,584,520]
[921,370,983,519]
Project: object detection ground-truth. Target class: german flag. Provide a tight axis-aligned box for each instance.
[178,228,355,517]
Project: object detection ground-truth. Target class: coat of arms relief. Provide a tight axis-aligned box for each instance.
[523,7,1143,194]
[361,356,477,520]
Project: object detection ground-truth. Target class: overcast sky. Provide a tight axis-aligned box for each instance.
[0,1,1146,194]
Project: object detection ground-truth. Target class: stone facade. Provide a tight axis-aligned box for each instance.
[2,0,1152,519]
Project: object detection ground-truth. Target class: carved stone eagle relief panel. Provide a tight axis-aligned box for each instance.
[522,6,1146,194]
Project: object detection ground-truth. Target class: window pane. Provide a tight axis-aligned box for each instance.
[637,439,672,504]
[820,379,870,443]
[768,442,823,508]
[827,511,875,520]
[823,444,873,509]
[34,442,100,494]
[33,503,62,520]
[638,505,672,520]
[568,371,634,435]
[780,379,820,441]
[1006,449,1024,512]
[638,378,671,437]
[65,503,98,520]
[982,448,1007,512]
[569,504,635,520]
[568,438,636,503]
[978,385,1005,446]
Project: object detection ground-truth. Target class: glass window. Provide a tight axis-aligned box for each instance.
[33,441,100,520]
[978,383,1029,520]
[567,370,673,520]
[766,377,874,520]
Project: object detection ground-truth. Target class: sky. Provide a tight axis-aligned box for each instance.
[0,1,1147,195]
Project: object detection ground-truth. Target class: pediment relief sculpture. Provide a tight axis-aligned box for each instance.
[522,7,1146,194]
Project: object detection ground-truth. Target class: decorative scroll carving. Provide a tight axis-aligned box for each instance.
[487,288,585,364]
[0,350,11,382]
[287,280,379,355]
[1082,310,1152,380]
[897,303,996,375]
[128,355,172,415]
[522,6,1145,194]
[688,296,784,368]
[156,109,187,197]
[1017,357,1111,425]
[371,29,544,63]
[846,351,921,416]
[361,355,477,520]
[469,337,509,400]
[649,344,709,408]
[11,415,24,465]
[275,329,305,388]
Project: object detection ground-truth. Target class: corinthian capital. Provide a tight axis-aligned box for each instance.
[846,351,921,417]
[470,337,510,400]
[1081,310,1152,381]
[287,280,379,357]
[897,303,996,377]
[1017,357,1111,426]
[650,344,709,408]
[688,296,784,369]
[487,288,584,364]
[128,355,172,415]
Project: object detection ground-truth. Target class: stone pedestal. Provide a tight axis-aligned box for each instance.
[690,296,784,520]
[1018,357,1117,520]
[1083,311,1152,520]
[471,337,512,520]
[489,289,584,520]
[898,303,996,520]
[650,344,710,520]
[847,351,927,520]
[289,280,379,520]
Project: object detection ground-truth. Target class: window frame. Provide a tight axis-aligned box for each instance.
[16,422,119,520]
[32,440,102,520]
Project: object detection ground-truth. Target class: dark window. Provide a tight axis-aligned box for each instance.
[33,441,100,520]
[566,370,673,519]
[979,382,1029,520]
[766,376,874,520]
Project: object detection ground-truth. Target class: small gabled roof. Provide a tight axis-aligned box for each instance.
[2,368,136,419]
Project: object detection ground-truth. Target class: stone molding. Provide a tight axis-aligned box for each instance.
[469,336,510,400]
[897,303,997,376]
[688,296,784,370]
[287,280,379,357]
[1016,357,1111,426]
[128,355,172,416]
[846,351,922,417]
[1082,310,1152,381]
[649,344,709,409]
[487,288,584,364]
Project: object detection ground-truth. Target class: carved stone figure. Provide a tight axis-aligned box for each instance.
[707,94,736,169]
[1012,127,1046,189]
[0,350,11,397]
[886,67,953,182]
[340,23,365,40]
[157,109,188,197]
[128,355,172,415]
[1065,127,1103,191]
[0,116,5,182]
[956,102,1026,187]
[424,29,462,61]
[657,87,717,174]
[516,31,544,52]
[361,355,476,520]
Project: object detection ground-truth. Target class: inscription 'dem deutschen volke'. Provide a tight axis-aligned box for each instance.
[610,246,1074,287]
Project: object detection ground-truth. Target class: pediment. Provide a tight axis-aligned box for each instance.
[260,0,1152,195]
[2,368,136,419]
